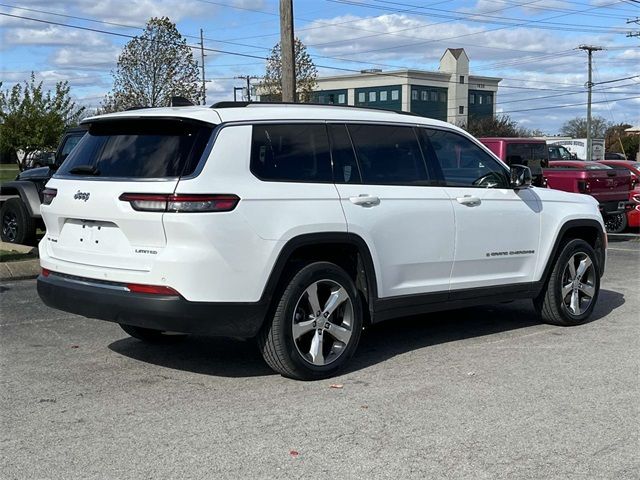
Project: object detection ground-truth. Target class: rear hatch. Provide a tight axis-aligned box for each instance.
[42,118,214,272]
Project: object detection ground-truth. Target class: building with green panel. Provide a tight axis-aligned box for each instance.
[305,48,501,125]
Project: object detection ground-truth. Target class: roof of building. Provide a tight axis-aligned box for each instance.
[445,48,465,59]
[314,68,501,84]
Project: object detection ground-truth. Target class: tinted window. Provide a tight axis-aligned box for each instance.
[421,128,509,188]
[328,124,360,184]
[250,124,331,183]
[58,120,212,178]
[348,124,428,185]
[59,133,84,160]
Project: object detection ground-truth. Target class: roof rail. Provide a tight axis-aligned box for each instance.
[208,100,420,116]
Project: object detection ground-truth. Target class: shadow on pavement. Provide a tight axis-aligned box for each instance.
[108,289,624,379]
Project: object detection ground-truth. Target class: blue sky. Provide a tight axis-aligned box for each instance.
[1,0,638,133]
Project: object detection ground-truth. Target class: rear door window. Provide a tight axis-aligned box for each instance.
[347,124,429,185]
[57,119,213,178]
[250,124,332,183]
[327,124,361,184]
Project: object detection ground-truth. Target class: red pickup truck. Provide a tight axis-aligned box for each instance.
[544,160,633,233]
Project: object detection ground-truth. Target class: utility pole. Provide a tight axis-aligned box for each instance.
[579,45,603,161]
[279,0,296,102]
[200,28,206,105]
[627,17,640,38]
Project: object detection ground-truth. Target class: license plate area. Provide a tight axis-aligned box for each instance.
[59,219,124,252]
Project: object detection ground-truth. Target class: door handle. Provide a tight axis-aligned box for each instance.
[349,194,380,207]
[456,195,481,207]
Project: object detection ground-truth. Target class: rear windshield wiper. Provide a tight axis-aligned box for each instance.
[68,165,100,176]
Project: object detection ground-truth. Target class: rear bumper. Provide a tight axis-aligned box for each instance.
[599,200,634,216]
[37,273,268,338]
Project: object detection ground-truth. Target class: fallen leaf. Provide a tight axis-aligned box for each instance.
[329,383,344,389]
[361,405,369,409]
[70,345,79,349]
[289,450,299,458]
[467,371,476,376]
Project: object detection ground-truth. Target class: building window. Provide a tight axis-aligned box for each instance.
[318,95,325,103]
[460,75,465,84]
[358,92,365,103]
[486,94,493,104]
[380,90,388,101]
[338,93,346,104]
[328,94,336,104]
[412,89,418,101]
[430,91,437,102]
[439,92,446,103]
[369,91,376,102]
[391,90,399,100]
[469,94,475,104]
[459,106,464,114]
[478,95,483,105]
[421,91,428,101]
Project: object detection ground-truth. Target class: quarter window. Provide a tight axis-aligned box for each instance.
[250,124,332,183]
[419,128,509,188]
[347,124,429,185]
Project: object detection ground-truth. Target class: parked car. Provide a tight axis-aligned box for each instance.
[479,137,549,186]
[0,127,86,244]
[544,160,632,233]
[37,103,606,380]
[548,144,575,161]
[604,152,628,160]
[598,160,640,230]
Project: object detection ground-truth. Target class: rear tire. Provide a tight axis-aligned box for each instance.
[257,262,363,380]
[1,198,36,245]
[604,212,627,233]
[119,324,187,343]
[535,239,600,326]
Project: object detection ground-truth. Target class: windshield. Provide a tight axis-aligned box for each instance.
[57,119,213,178]
[548,145,573,160]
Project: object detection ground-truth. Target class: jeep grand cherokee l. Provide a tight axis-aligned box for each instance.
[37,103,606,380]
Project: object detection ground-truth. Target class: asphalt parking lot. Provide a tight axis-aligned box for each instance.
[1,236,638,480]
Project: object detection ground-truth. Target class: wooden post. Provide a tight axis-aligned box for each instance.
[280,0,295,102]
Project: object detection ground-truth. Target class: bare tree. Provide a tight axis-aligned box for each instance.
[100,17,202,113]
[260,38,317,102]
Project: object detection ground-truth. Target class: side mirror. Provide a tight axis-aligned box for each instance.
[510,164,532,189]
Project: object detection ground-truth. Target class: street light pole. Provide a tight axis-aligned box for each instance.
[579,45,603,161]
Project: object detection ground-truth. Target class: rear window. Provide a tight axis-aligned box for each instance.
[57,119,213,178]
[506,143,548,163]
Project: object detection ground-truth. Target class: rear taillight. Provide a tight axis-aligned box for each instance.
[42,188,57,205]
[119,193,239,213]
[633,194,640,204]
[41,268,50,277]
[126,283,180,296]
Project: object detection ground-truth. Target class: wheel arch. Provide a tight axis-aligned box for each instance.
[539,219,606,290]
[0,181,42,218]
[260,232,378,322]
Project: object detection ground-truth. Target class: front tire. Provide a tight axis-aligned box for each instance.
[119,324,186,343]
[258,262,363,380]
[535,239,600,326]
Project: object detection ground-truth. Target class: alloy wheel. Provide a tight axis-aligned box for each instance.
[561,252,596,316]
[292,279,354,366]
[2,211,18,242]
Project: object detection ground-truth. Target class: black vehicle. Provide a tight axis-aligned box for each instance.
[1,127,86,245]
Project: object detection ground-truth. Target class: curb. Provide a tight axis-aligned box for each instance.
[0,259,40,281]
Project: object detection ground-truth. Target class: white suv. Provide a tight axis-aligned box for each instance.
[38,103,606,380]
